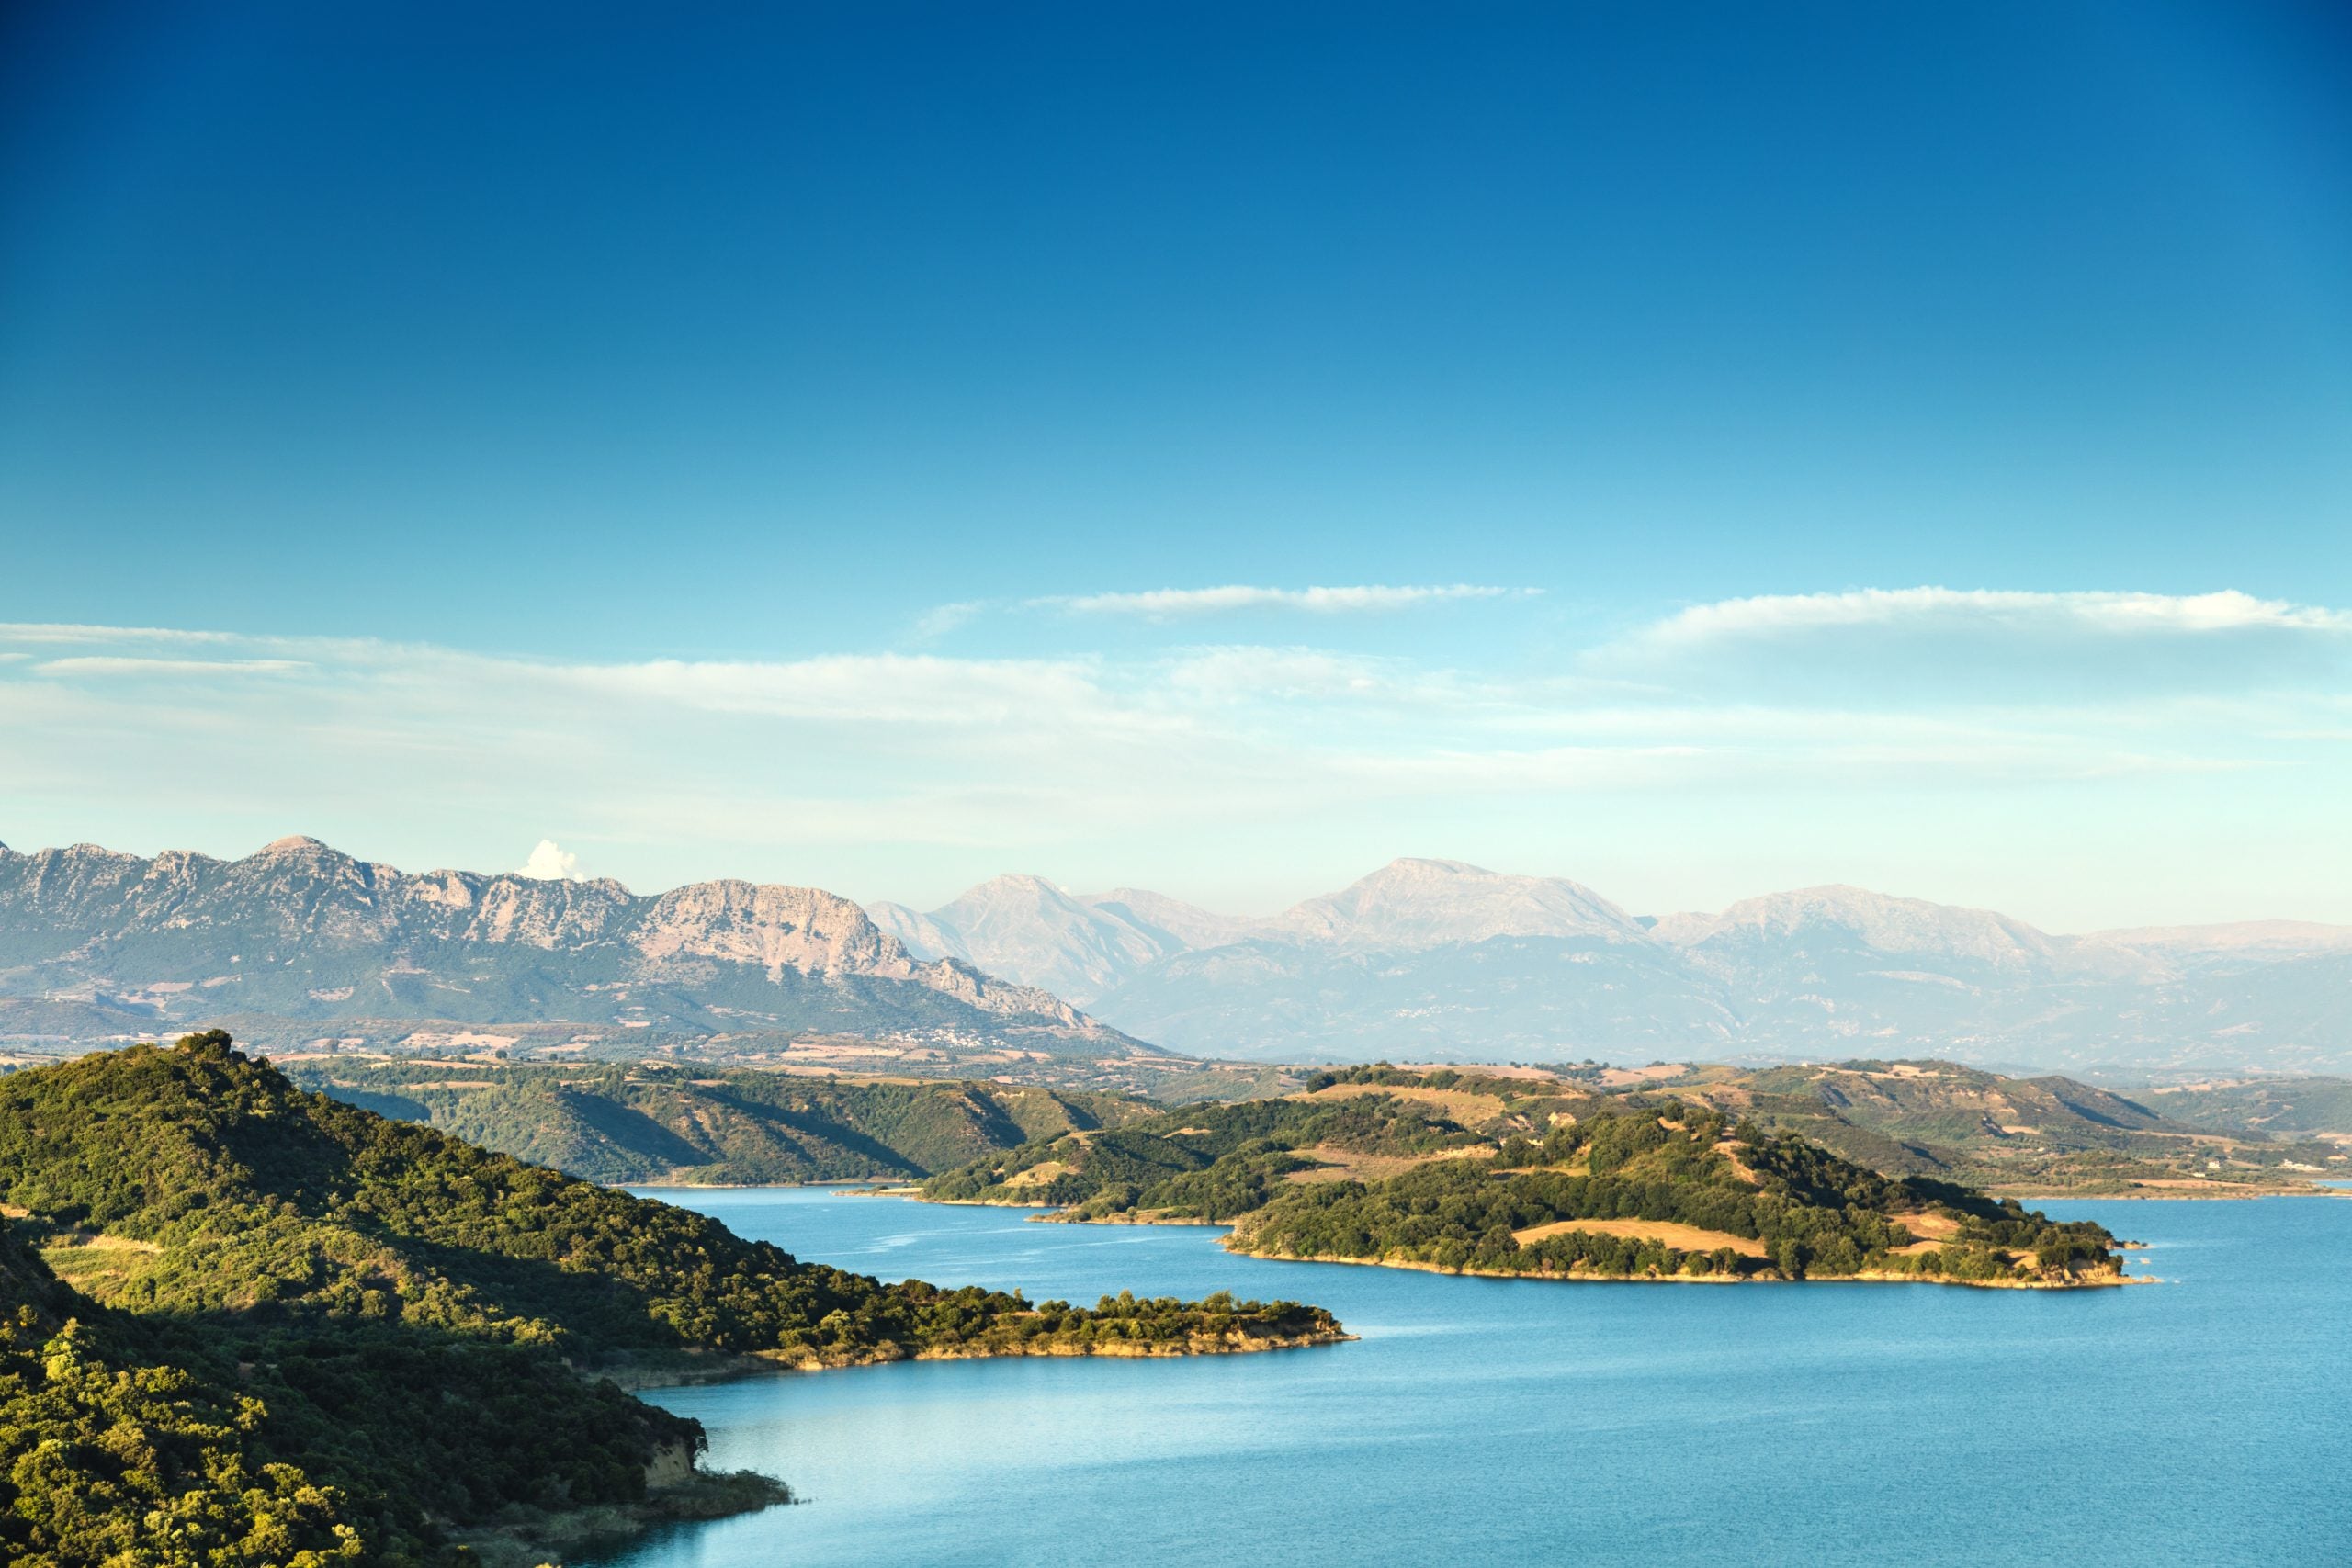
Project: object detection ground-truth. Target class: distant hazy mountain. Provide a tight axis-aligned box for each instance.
[866,874,1189,1004]
[10,840,2346,1075]
[1079,887,1256,953]
[870,875,1243,1003]
[1650,885,2078,973]
[1260,858,1647,950]
[2080,920,2352,964]
[0,837,1144,1049]
[873,860,2352,1073]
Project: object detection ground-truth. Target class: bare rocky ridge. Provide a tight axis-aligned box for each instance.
[0,837,1127,1045]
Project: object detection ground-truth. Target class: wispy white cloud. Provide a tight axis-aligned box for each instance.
[1162,646,1391,701]
[0,623,251,647]
[1637,588,2351,647]
[35,656,311,678]
[911,600,986,640]
[540,653,1156,731]
[1040,583,1535,619]
[1590,586,2352,706]
[1,605,2346,924]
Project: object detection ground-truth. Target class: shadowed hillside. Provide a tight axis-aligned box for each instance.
[0,1034,1344,1565]
[283,1058,1161,1183]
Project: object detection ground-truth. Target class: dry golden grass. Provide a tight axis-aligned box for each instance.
[1510,1217,1766,1257]
[1003,1160,1075,1188]
[1713,1139,1762,1186]
[1396,1063,1559,1082]
[1300,1083,1509,1122]
[1598,1064,1688,1087]
[50,1233,161,1253]
[1891,1209,1962,1239]
[1282,1144,1490,1185]
[42,1234,165,1299]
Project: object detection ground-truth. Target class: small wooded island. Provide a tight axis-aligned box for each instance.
[919,1066,2132,1287]
[0,1034,1341,1568]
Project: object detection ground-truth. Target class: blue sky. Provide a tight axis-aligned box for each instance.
[3,3,2348,927]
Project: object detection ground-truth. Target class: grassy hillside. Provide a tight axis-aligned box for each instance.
[0,1034,1344,1566]
[2138,1076,2352,1139]
[282,1058,1159,1183]
[1685,1059,2346,1194]
[920,1066,2126,1286]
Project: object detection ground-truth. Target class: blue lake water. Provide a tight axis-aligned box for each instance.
[594,1190,2351,1568]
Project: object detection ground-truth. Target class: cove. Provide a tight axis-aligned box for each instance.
[591,1189,2351,1567]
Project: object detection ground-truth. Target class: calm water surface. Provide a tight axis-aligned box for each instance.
[593,1190,2351,1567]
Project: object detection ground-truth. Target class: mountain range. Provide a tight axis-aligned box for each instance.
[0,836,1146,1054]
[869,858,2352,1074]
[3,838,2346,1076]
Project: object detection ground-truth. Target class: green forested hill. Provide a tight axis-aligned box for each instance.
[0,1035,1342,1566]
[1,1223,375,1567]
[280,1058,1157,1183]
[922,1067,2126,1287]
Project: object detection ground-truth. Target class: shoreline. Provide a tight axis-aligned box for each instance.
[886,1191,2145,1289]
[590,1326,1351,1395]
[630,1184,2352,1213]
[620,1178,907,1191]
[452,1468,792,1568]
[1223,1240,2147,1289]
[2009,1186,2352,1202]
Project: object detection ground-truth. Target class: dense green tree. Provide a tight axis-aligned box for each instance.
[0,1035,1343,1566]
[921,1073,2124,1288]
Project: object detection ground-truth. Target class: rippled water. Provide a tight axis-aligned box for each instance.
[592,1190,2351,1568]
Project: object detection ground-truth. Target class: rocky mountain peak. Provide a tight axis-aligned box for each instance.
[261,834,331,854]
[0,837,1117,1040]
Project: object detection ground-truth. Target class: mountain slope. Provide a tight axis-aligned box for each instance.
[1686,1057,2352,1193]
[865,874,1185,1003]
[2141,1076,2352,1137]
[1078,887,1255,952]
[12,841,2349,1074]
[282,1058,1160,1184]
[2081,920,2352,967]
[0,1223,379,1568]
[1088,933,1737,1060]
[0,838,1138,1048]
[0,1033,1345,1563]
[1262,858,1649,950]
[1076,868,2352,1072]
[1651,885,2074,972]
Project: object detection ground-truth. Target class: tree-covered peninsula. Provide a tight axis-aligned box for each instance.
[0,1034,1343,1566]
[920,1067,2129,1287]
